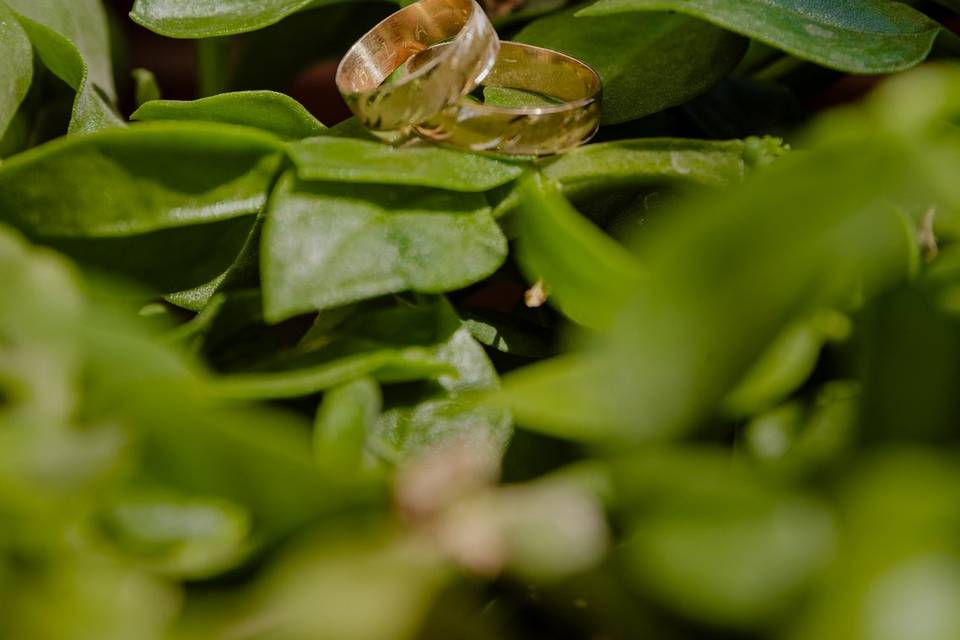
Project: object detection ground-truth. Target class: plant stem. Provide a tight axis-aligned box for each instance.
[196,37,231,97]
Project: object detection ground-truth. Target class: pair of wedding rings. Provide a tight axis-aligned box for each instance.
[335,0,602,156]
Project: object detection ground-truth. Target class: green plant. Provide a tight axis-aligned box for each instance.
[4,1,960,639]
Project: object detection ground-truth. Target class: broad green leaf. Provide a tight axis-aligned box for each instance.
[0,122,283,236]
[10,13,122,134]
[133,91,326,140]
[286,137,526,191]
[371,314,512,461]
[516,6,748,124]
[512,172,644,330]
[579,0,943,74]
[542,136,788,200]
[0,2,33,140]
[131,0,335,38]
[315,377,382,465]
[615,448,834,629]
[99,489,252,579]
[6,0,115,99]
[262,172,508,322]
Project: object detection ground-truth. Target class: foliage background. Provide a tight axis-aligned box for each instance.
[4,1,960,639]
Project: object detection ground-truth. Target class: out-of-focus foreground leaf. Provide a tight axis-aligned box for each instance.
[494,67,960,442]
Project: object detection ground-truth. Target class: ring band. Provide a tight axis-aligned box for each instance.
[336,0,499,134]
[414,42,602,156]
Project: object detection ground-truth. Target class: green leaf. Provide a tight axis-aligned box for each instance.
[497,144,918,442]
[131,0,337,38]
[371,314,512,461]
[6,0,115,99]
[516,6,748,124]
[131,68,162,107]
[6,0,122,134]
[262,172,508,322]
[132,91,326,140]
[0,122,283,236]
[221,532,450,640]
[10,12,122,134]
[512,172,644,330]
[0,2,33,140]
[212,349,453,400]
[722,310,850,418]
[286,137,526,191]
[742,380,860,478]
[578,0,943,74]
[542,136,788,200]
[99,489,252,579]
[315,376,382,466]
[210,300,466,400]
[615,448,835,629]
[793,452,960,640]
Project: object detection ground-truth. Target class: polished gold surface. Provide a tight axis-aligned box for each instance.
[336,0,498,133]
[415,41,602,156]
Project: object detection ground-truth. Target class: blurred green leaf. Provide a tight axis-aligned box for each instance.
[315,376,382,466]
[99,489,252,579]
[133,91,326,140]
[498,144,918,442]
[0,2,33,140]
[262,172,508,322]
[722,310,851,418]
[614,448,835,629]
[792,451,960,640]
[579,0,944,74]
[742,380,860,478]
[215,532,451,640]
[517,6,748,124]
[131,67,161,107]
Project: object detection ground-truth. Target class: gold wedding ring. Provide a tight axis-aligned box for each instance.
[336,0,498,133]
[415,42,602,156]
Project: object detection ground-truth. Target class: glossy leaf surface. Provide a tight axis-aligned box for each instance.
[580,0,943,73]
[517,6,748,124]
[262,172,508,322]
